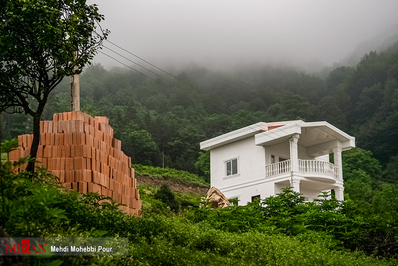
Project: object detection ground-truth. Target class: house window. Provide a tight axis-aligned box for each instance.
[300,196,309,202]
[251,195,261,202]
[226,158,238,176]
[271,155,275,164]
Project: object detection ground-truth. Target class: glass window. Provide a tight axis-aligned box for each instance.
[226,158,238,176]
[251,195,261,202]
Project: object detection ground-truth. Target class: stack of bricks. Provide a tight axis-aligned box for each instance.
[8,111,141,216]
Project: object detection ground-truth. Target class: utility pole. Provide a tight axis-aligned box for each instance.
[70,51,80,111]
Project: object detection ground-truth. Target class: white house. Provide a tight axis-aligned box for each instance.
[200,120,355,205]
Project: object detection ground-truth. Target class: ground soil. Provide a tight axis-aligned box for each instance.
[136,175,209,195]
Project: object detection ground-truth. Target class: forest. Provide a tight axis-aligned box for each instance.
[4,39,398,178]
[2,36,398,266]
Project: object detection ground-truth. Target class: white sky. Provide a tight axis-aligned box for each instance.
[88,0,398,71]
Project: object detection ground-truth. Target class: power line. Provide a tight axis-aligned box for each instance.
[98,51,162,84]
[102,45,177,86]
[105,39,191,86]
[98,40,303,140]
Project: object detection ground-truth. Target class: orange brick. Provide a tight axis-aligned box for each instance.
[109,179,114,191]
[74,157,84,169]
[85,134,94,147]
[93,184,101,193]
[55,134,63,146]
[40,121,45,133]
[43,145,52,157]
[48,121,54,133]
[88,182,94,193]
[53,113,60,122]
[83,169,92,182]
[78,182,88,193]
[94,138,100,149]
[94,130,104,141]
[39,133,45,145]
[76,120,84,132]
[93,171,101,184]
[75,145,84,157]
[130,168,135,179]
[45,133,54,145]
[65,158,74,170]
[64,132,73,145]
[37,145,44,158]
[53,122,58,134]
[52,146,58,158]
[58,170,65,183]
[122,195,128,205]
[95,116,109,125]
[135,189,140,200]
[86,158,92,170]
[103,176,110,188]
[83,145,91,158]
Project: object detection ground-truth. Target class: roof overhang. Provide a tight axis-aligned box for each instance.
[255,121,355,155]
[200,122,268,150]
[200,120,303,150]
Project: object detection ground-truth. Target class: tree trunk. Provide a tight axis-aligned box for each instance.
[26,113,41,173]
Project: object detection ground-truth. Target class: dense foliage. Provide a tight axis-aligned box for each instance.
[3,40,398,180]
[0,0,108,171]
[1,155,397,265]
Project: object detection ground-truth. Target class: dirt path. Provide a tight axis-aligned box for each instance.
[136,175,209,195]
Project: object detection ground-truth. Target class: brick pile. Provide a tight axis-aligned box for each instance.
[8,111,141,216]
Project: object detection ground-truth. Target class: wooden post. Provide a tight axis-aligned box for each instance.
[70,51,80,111]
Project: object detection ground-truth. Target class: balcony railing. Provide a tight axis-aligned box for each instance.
[298,159,336,176]
[265,160,291,177]
[265,159,337,178]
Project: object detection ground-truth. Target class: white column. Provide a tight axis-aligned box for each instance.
[335,186,344,200]
[289,134,300,172]
[333,147,343,181]
[292,178,300,193]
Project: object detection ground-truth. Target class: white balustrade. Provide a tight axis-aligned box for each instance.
[265,160,291,177]
[298,159,336,176]
[265,159,337,178]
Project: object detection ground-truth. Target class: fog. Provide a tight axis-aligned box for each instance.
[88,0,398,72]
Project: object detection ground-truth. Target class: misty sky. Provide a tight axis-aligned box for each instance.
[88,0,398,71]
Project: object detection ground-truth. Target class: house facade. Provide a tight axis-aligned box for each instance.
[200,120,355,205]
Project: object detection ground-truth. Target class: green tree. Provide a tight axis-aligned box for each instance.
[195,151,210,182]
[0,0,108,171]
[342,148,382,181]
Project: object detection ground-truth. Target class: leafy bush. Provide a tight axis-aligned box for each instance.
[1,147,396,264]
[188,188,398,258]
[154,184,180,212]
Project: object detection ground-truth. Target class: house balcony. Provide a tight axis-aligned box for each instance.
[265,159,337,182]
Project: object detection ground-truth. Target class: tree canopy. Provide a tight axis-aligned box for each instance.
[0,0,108,171]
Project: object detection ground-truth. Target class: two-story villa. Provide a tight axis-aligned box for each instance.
[200,120,355,205]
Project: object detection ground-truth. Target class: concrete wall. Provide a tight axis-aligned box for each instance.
[210,136,265,191]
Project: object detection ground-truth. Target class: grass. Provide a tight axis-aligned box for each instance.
[132,164,209,186]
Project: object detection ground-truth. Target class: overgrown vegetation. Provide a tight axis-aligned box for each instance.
[133,164,209,186]
[1,154,397,265]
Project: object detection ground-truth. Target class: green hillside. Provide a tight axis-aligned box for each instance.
[1,155,397,265]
